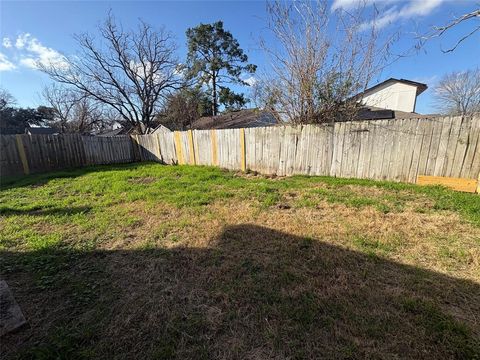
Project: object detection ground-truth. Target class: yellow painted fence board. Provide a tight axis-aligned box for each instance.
[417,175,478,193]
[210,130,218,166]
[174,131,185,165]
[477,171,480,194]
[187,130,196,165]
[240,128,246,171]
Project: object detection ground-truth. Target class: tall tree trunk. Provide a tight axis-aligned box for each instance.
[212,76,217,116]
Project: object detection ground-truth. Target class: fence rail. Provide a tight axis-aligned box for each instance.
[1,115,480,186]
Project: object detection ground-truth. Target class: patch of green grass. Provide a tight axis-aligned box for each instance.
[257,187,282,208]
[352,235,400,256]
[434,235,472,270]
[289,175,480,225]
[439,246,468,263]
[296,185,406,213]
[0,219,63,250]
[2,163,479,224]
[17,325,98,360]
[401,297,480,358]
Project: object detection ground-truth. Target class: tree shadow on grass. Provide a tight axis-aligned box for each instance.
[0,206,92,217]
[1,225,479,359]
[0,162,150,191]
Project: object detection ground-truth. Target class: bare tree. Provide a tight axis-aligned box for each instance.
[40,14,182,134]
[0,88,16,111]
[258,0,397,124]
[420,8,480,53]
[42,85,77,132]
[250,80,281,117]
[434,68,480,115]
[42,84,114,133]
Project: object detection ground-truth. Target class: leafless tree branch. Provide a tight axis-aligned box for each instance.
[418,9,480,53]
[434,68,480,116]
[40,14,182,134]
[42,84,115,133]
[0,88,16,111]
[256,0,397,125]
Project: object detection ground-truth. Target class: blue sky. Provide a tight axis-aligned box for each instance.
[0,0,479,114]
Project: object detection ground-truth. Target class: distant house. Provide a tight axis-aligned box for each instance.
[356,78,428,113]
[190,109,278,130]
[95,127,130,137]
[1,125,58,135]
[95,123,154,136]
[151,124,172,134]
[25,127,59,135]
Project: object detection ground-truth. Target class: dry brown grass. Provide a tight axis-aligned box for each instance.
[106,198,480,280]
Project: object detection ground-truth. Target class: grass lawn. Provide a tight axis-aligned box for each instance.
[1,162,479,359]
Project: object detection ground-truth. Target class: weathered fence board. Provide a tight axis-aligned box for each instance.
[461,117,480,179]
[157,131,176,165]
[1,116,479,189]
[193,130,212,166]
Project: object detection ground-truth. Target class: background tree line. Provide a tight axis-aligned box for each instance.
[2,1,479,135]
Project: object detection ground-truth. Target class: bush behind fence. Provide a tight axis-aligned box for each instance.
[1,115,479,184]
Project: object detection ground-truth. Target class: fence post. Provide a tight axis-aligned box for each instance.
[210,130,218,166]
[240,128,246,172]
[15,135,30,175]
[187,130,196,165]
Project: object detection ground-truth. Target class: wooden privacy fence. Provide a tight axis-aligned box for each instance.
[0,135,135,177]
[1,115,480,190]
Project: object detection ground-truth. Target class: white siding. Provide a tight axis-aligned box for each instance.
[362,82,419,112]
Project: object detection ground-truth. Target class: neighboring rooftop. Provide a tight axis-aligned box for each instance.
[152,124,172,134]
[355,106,432,121]
[191,109,278,130]
[361,78,428,97]
[25,127,58,135]
[95,127,128,137]
[95,123,154,136]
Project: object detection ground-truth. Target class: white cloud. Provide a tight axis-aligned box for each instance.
[18,34,69,69]
[19,58,38,68]
[406,0,444,16]
[333,0,444,30]
[2,33,69,70]
[15,33,29,49]
[2,37,12,48]
[360,7,400,31]
[0,52,16,71]
[129,60,167,84]
[331,0,378,11]
[243,76,257,86]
